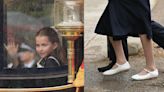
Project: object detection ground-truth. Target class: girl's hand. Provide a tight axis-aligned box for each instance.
[4,41,19,58]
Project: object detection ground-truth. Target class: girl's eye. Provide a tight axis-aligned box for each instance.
[36,44,39,47]
[42,44,47,46]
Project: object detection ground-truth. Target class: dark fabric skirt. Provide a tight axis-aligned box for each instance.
[95,0,152,40]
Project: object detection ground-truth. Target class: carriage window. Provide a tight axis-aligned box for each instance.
[4,0,67,69]
[1,0,83,88]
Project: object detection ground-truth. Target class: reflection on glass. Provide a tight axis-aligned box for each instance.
[4,0,67,69]
[6,42,36,68]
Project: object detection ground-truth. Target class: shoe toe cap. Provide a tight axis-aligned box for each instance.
[131,75,139,80]
[103,71,112,75]
[103,70,115,75]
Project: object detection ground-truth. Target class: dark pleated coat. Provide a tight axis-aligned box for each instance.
[95,0,152,40]
[152,21,164,49]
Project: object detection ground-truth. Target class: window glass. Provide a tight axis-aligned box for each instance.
[4,0,67,69]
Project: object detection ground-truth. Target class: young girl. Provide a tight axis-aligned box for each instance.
[35,27,66,68]
[95,0,158,80]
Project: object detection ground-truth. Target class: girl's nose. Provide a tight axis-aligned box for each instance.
[37,47,43,52]
[39,47,43,52]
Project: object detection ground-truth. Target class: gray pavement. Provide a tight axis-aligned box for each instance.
[85,56,164,92]
[84,0,164,92]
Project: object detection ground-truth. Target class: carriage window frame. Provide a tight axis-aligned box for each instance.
[0,0,69,80]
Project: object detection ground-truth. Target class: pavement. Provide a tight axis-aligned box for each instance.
[85,56,164,92]
[84,0,164,92]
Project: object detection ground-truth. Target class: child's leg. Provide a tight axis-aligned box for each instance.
[102,37,130,75]
[109,37,127,64]
[139,34,156,70]
[98,37,129,72]
[131,34,158,80]
[109,38,128,63]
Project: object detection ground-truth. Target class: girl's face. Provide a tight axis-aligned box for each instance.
[36,36,57,58]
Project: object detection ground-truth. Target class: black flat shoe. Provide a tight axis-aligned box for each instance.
[97,63,115,72]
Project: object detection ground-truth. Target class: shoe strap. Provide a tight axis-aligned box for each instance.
[116,61,127,66]
[116,63,120,66]
[143,68,151,73]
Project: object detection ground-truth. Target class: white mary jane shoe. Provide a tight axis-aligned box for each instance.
[103,61,131,75]
[131,68,159,81]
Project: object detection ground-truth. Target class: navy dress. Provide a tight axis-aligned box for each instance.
[95,0,152,40]
[37,55,62,68]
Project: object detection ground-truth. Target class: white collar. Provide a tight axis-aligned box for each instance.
[24,60,35,68]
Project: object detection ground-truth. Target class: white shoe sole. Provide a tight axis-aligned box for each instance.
[103,68,130,75]
[131,69,159,81]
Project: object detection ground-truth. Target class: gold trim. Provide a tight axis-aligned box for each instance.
[56,26,83,29]
[67,41,75,83]
[0,84,74,92]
